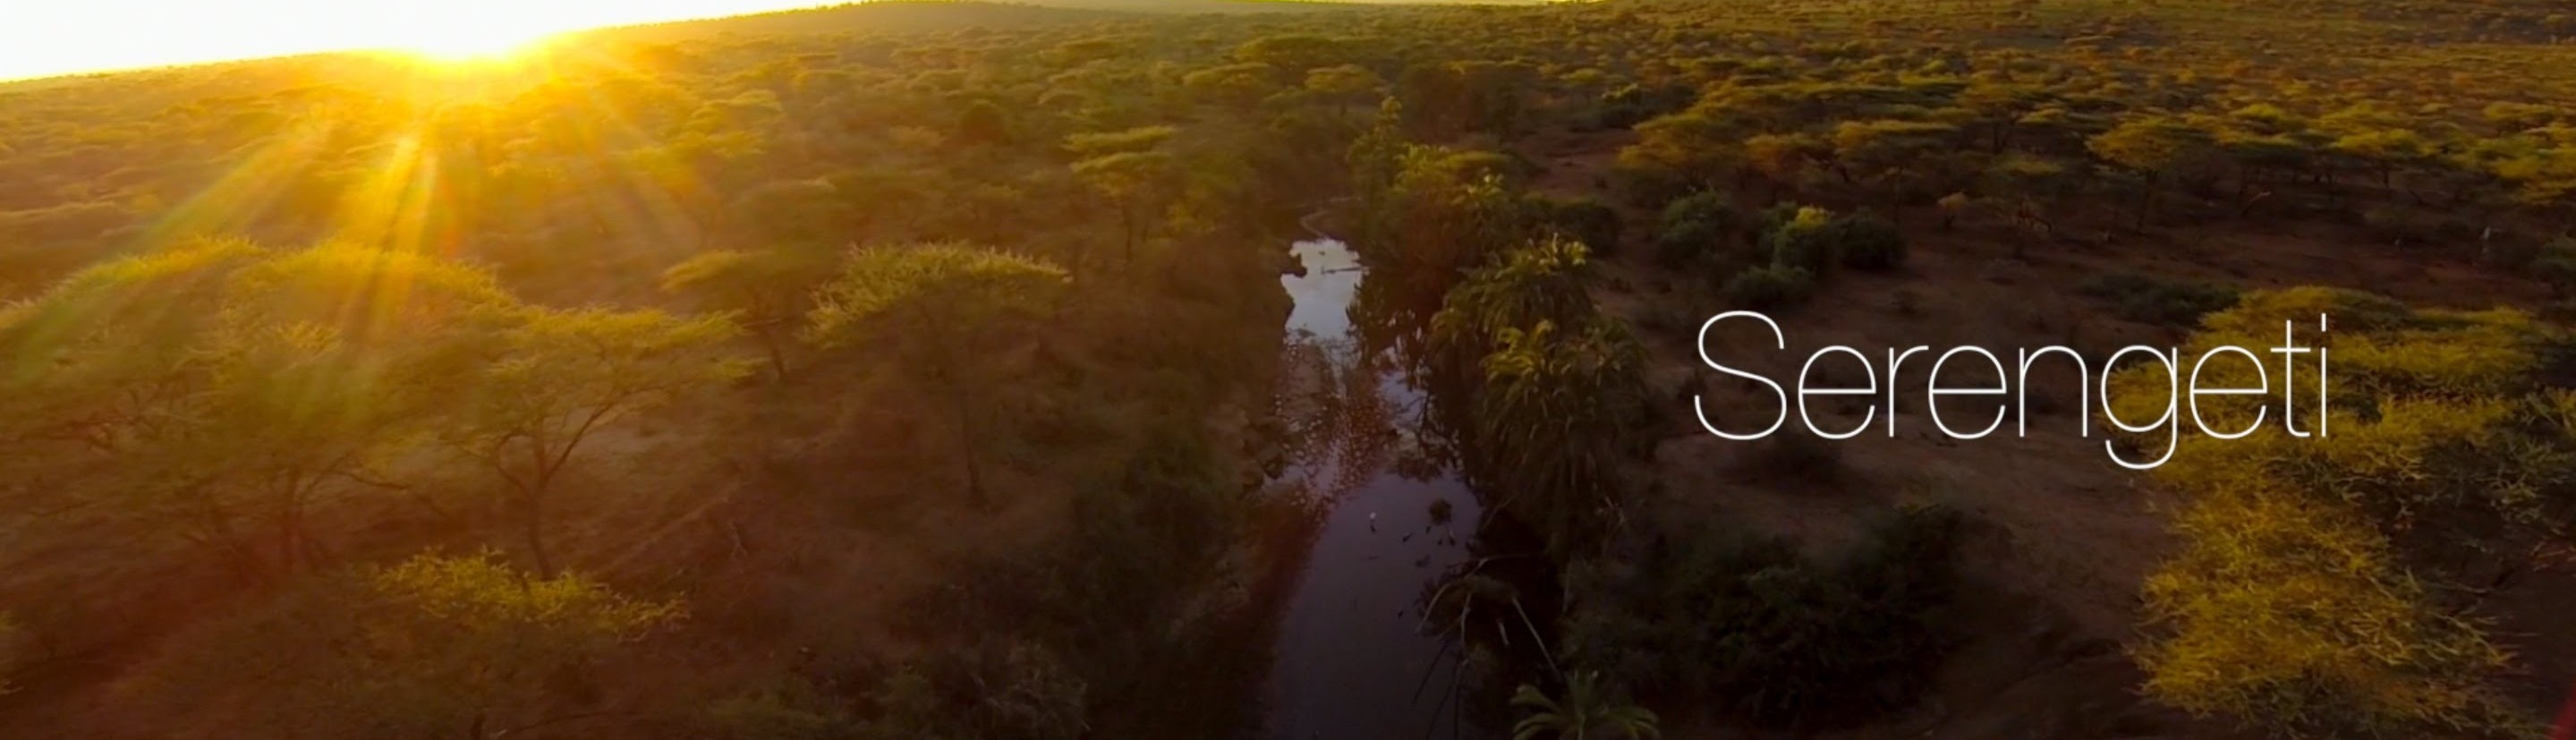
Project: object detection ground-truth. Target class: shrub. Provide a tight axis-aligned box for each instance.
[1754,201,1805,239]
[1834,213,1908,271]
[1596,82,1690,130]
[700,679,853,740]
[1767,207,1841,276]
[1723,264,1815,310]
[1936,191,1972,228]
[2115,289,2563,738]
[1532,194,1625,257]
[2079,273,2241,327]
[2530,237,2576,296]
[1654,217,1727,268]
[1655,191,1744,268]
[1560,505,1968,727]
[131,552,682,738]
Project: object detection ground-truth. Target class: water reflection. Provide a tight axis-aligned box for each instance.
[1248,239,1494,740]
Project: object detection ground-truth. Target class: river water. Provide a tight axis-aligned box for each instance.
[1241,237,1498,740]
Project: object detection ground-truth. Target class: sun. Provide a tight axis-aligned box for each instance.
[390,23,555,63]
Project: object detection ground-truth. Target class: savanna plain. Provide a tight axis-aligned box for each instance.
[1,1,2573,739]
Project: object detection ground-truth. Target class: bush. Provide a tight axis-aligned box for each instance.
[1532,194,1624,257]
[1722,505,1964,724]
[1655,191,1745,268]
[1754,201,1805,238]
[1760,207,1908,274]
[1560,505,1968,727]
[1596,82,1690,130]
[700,679,853,740]
[2530,237,2576,296]
[1722,264,1815,310]
[1654,217,1727,268]
[1767,207,1841,276]
[2079,273,2241,327]
[1834,213,1908,271]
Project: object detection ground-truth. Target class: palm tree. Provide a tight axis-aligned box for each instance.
[1510,671,1660,740]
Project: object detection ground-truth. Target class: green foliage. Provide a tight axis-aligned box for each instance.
[2530,237,2576,296]
[1616,111,1743,205]
[806,243,1069,504]
[10,0,2576,734]
[1654,191,1746,268]
[1304,64,1387,103]
[1594,82,1692,131]
[805,244,1069,346]
[1721,264,1816,310]
[1766,207,1842,276]
[1529,194,1624,258]
[1424,234,1653,553]
[2079,273,2242,327]
[1430,234,1597,363]
[732,179,853,246]
[2138,490,2517,739]
[662,249,833,380]
[1832,212,1906,272]
[142,551,678,739]
[1475,319,1650,552]
[0,239,513,573]
[1064,125,1179,157]
[446,305,750,574]
[1558,506,1967,727]
[2114,288,2569,738]
[699,677,853,740]
[1510,672,1661,740]
[956,100,1011,145]
[1354,140,1531,276]
[1758,206,1907,275]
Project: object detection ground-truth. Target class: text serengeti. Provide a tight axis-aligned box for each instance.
[1693,311,2334,470]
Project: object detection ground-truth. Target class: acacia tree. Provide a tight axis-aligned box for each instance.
[0,240,506,576]
[2116,288,2568,738]
[445,307,749,576]
[1981,152,2079,253]
[1617,110,1746,204]
[1831,119,1960,224]
[1067,126,1181,272]
[144,552,679,740]
[2089,117,2218,231]
[803,243,1070,506]
[659,249,831,382]
[1304,64,1387,120]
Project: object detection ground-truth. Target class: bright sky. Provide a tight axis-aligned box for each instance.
[0,0,837,81]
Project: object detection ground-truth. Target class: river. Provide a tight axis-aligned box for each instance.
[1241,237,1500,740]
